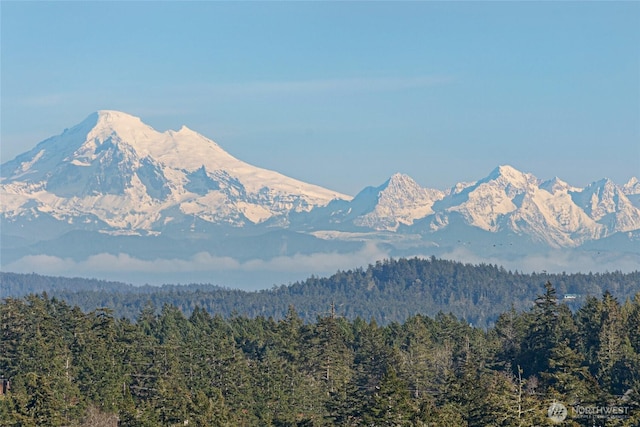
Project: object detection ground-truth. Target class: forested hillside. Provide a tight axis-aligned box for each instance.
[2,257,639,328]
[1,283,639,426]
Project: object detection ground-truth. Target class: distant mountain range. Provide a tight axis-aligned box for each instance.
[1,111,638,287]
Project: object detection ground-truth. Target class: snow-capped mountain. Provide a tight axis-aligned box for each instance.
[1,111,638,286]
[309,164,639,248]
[1,111,349,233]
[353,174,445,231]
[622,177,640,209]
[306,173,445,232]
[570,178,640,234]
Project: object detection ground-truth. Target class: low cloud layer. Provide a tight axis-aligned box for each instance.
[4,242,389,289]
[436,247,640,275]
[4,244,638,290]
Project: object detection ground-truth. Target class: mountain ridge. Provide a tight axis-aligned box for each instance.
[1,111,638,286]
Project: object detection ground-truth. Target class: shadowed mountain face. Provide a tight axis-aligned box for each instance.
[1,111,639,286]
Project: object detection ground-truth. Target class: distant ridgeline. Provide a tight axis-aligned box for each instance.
[1,257,639,328]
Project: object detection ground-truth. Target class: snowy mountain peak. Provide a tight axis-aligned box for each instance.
[540,177,577,194]
[623,177,640,195]
[83,110,158,143]
[379,173,444,202]
[572,178,621,212]
[438,165,541,232]
[349,173,445,231]
[567,178,640,232]
[174,125,197,135]
[96,109,144,123]
[383,173,421,191]
[486,164,536,188]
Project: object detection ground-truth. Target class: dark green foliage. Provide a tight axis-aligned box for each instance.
[519,281,562,377]
[1,280,639,426]
[3,258,640,328]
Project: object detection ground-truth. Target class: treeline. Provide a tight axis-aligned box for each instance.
[2,257,640,327]
[1,283,639,426]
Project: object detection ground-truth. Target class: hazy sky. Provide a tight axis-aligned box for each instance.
[2,1,638,196]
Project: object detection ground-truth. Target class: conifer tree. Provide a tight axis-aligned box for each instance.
[363,368,415,426]
[596,291,628,395]
[519,281,560,378]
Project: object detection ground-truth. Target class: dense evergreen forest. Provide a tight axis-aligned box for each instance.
[1,282,639,426]
[2,257,640,328]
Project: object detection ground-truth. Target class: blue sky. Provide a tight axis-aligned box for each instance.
[2,1,638,195]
